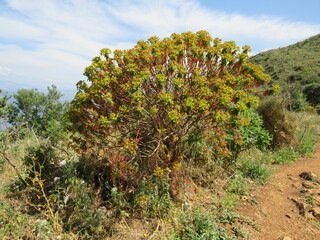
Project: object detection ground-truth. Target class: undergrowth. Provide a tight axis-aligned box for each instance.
[0,111,319,239]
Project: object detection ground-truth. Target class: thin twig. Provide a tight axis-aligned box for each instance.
[299,125,308,144]
[30,126,39,144]
[0,151,27,185]
[147,220,161,240]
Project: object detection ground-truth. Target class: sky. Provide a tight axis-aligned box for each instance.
[0,0,319,96]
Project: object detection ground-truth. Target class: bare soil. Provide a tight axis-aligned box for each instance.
[236,143,320,240]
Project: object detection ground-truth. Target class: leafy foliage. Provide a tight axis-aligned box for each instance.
[0,89,10,121]
[68,31,270,203]
[289,89,309,111]
[174,209,230,240]
[227,109,271,160]
[8,85,69,139]
[134,167,172,217]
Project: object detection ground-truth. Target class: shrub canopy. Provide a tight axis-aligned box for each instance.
[69,31,270,191]
[8,85,69,139]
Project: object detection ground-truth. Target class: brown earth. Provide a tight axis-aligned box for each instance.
[236,143,320,240]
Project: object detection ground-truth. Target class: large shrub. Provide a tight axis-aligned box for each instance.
[68,31,270,199]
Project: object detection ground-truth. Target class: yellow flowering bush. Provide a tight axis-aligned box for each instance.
[68,31,270,203]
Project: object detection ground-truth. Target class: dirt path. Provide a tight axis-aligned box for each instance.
[236,143,320,240]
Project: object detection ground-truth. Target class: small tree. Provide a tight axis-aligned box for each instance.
[9,85,68,139]
[69,31,270,197]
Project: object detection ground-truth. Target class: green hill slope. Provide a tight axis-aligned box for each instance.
[249,34,320,86]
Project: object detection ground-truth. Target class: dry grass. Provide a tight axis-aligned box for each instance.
[259,96,299,148]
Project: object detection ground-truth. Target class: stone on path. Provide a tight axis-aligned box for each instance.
[311,207,320,220]
[299,172,317,181]
[282,236,292,240]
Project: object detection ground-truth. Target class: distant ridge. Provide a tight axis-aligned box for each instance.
[249,34,320,86]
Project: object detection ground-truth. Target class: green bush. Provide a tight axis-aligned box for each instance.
[303,83,320,107]
[227,108,271,161]
[290,89,309,111]
[23,141,61,180]
[8,85,69,141]
[60,175,107,237]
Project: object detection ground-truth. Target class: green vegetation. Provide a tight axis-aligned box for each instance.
[0,89,10,121]
[169,209,238,240]
[249,34,320,110]
[249,34,320,86]
[303,83,320,107]
[0,32,319,239]
[8,85,69,140]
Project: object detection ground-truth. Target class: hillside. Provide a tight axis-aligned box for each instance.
[249,34,320,86]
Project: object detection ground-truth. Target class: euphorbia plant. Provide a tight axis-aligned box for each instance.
[68,31,270,197]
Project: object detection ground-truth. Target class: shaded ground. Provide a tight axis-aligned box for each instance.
[237,143,320,240]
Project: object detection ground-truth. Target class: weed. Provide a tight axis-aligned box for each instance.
[264,147,300,164]
[55,161,109,238]
[248,198,259,205]
[218,210,240,224]
[303,193,316,205]
[222,193,240,210]
[239,160,271,185]
[170,209,232,240]
[134,167,173,218]
[0,157,5,172]
[232,225,249,239]
[220,173,252,210]
[297,127,317,156]
[0,199,58,239]
[227,173,251,196]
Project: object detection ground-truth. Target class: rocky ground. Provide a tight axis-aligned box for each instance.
[236,143,320,240]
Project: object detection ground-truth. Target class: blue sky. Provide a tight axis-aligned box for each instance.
[0,0,319,94]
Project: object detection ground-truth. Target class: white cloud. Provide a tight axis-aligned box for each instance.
[0,0,319,91]
[0,64,12,75]
[108,0,320,41]
[0,16,46,40]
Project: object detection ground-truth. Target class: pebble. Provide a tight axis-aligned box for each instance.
[282,237,292,240]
